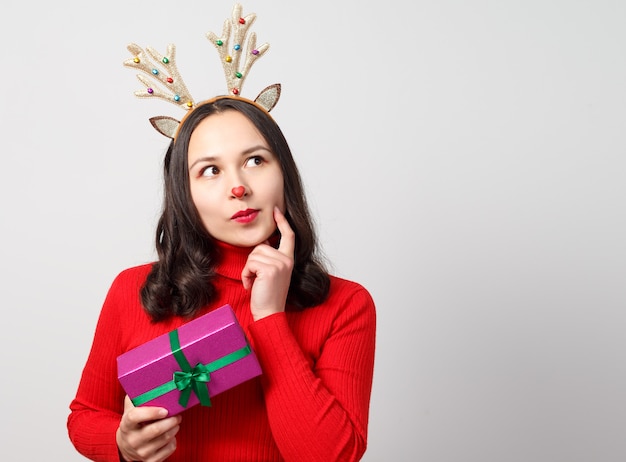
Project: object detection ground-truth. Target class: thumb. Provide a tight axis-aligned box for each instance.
[123,395,135,412]
[241,268,255,291]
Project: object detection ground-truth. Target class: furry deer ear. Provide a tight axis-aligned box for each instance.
[149,116,180,139]
[254,84,281,112]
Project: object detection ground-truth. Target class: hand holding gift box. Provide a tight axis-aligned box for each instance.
[117,304,262,416]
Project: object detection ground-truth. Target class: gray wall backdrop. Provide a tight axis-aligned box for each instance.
[1,0,624,460]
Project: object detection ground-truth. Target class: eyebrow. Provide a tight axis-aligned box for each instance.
[188,145,273,170]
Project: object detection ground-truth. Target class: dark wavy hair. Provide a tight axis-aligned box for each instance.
[140,98,330,321]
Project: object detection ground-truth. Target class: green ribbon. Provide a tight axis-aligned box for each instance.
[131,329,252,408]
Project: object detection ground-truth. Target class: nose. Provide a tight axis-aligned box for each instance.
[231,185,246,198]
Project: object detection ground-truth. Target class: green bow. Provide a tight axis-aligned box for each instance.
[173,363,212,407]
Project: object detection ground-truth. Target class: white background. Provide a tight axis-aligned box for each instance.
[1,1,625,461]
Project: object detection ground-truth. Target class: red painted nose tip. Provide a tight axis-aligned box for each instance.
[232,186,245,198]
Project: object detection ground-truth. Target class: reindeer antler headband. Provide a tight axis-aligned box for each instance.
[123,3,280,139]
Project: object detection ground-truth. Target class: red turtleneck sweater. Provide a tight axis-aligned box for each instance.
[67,243,376,461]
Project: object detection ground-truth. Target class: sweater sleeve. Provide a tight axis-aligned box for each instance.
[67,272,133,462]
[248,284,376,462]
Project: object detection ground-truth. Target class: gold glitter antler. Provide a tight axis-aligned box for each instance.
[124,3,280,139]
[206,3,270,97]
[123,43,195,111]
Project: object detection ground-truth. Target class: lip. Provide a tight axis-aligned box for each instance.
[231,208,259,223]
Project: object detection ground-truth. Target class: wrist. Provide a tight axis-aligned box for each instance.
[251,308,282,322]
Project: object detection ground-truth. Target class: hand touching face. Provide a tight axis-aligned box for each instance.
[242,207,295,321]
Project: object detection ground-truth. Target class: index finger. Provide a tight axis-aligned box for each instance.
[273,206,295,258]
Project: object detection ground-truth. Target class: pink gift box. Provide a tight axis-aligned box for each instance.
[117,304,262,416]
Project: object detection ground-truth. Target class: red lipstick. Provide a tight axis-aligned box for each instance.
[231,208,259,223]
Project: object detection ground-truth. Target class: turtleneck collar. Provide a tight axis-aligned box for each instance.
[214,240,253,281]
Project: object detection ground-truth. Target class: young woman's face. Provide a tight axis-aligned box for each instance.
[187,109,285,247]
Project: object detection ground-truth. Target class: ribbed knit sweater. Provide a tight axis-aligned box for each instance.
[67,242,376,461]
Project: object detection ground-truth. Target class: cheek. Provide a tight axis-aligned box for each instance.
[271,178,286,210]
[190,183,217,215]
[273,168,285,198]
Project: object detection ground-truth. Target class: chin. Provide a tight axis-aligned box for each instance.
[233,231,275,248]
[235,239,265,248]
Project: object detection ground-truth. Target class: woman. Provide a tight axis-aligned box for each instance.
[67,97,376,461]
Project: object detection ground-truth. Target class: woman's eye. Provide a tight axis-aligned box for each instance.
[200,166,219,177]
[245,156,263,167]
